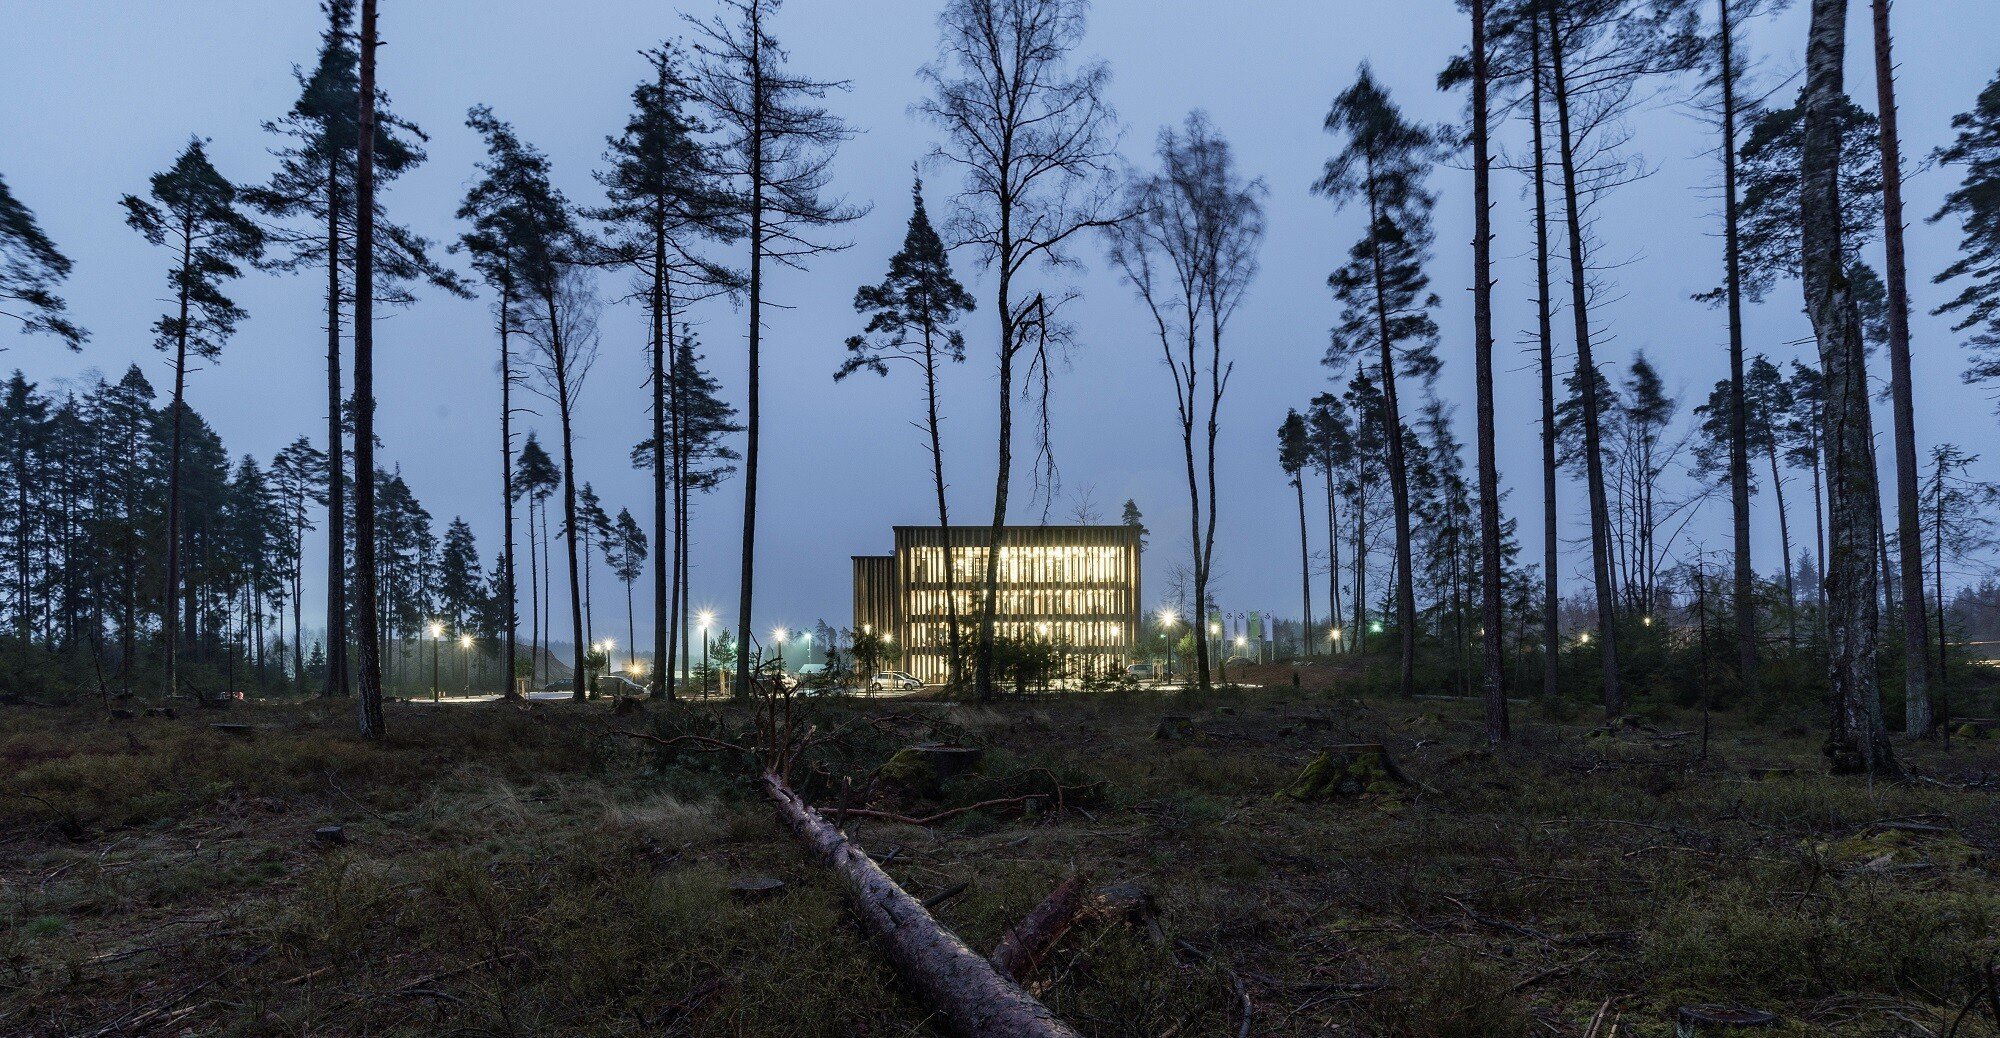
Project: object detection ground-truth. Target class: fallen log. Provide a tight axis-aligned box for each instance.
[761,773,1082,1038]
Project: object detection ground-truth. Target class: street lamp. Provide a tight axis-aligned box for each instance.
[698,611,715,696]
[459,632,473,692]
[428,620,443,702]
[773,627,789,675]
[1159,609,1178,680]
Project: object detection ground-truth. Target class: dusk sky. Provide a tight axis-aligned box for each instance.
[3,0,1995,647]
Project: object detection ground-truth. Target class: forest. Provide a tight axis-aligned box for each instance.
[8,0,2000,1034]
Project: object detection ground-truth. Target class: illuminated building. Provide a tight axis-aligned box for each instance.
[852,525,1142,684]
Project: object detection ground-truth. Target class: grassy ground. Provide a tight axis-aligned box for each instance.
[6,683,2000,1037]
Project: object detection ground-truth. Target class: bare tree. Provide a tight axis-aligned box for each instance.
[920,0,1120,699]
[687,0,862,698]
[522,272,600,700]
[1105,112,1263,693]
[1800,0,1897,776]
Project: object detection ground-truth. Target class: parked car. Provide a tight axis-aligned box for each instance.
[869,671,923,692]
[598,675,647,697]
[1124,662,1157,682]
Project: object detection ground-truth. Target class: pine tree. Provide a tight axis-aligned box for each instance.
[252,0,458,704]
[514,433,559,686]
[121,138,265,702]
[1316,67,1441,699]
[593,41,738,698]
[1279,410,1315,654]
[838,177,976,682]
[688,0,864,698]
[460,106,595,701]
[607,507,647,674]
[0,173,86,348]
[1935,70,2000,403]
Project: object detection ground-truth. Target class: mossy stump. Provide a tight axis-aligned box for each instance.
[1279,744,1408,800]
[1151,716,1198,742]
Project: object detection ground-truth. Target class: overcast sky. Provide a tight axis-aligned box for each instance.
[3,0,1996,648]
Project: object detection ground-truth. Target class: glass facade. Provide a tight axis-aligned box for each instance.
[853,526,1142,685]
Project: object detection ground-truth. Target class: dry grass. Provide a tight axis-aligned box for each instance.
[5,687,2000,1036]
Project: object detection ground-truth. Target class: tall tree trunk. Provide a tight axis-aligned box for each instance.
[1801,0,1897,776]
[734,3,765,700]
[163,230,192,700]
[1471,0,1508,744]
[499,289,518,696]
[1365,185,1418,698]
[974,290,1017,700]
[1548,10,1623,715]
[922,324,963,685]
[549,301,587,703]
[1530,25,1561,699]
[324,157,348,699]
[1295,476,1313,654]
[666,285,684,700]
[650,222,671,700]
[1871,0,1930,736]
[1767,444,1798,646]
[352,0,385,738]
[1323,464,1342,653]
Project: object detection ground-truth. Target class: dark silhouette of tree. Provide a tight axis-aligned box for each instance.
[607,507,647,674]
[0,173,85,348]
[592,41,738,699]
[1278,409,1314,654]
[1446,0,1509,741]
[459,106,596,701]
[121,137,266,702]
[514,432,559,685]
[270,437,327,683]
[1689,0,1787,701]
[1867,0,1931,737]
[631,330,739,691]
[1935,72,2000,405]
[437,517,485,635]
[1316,67,1441,700]
[252,0,458,703]
[687,0,863,698]
[1106,112,1262,693]
[1800,0,1896,777]
[838,176,975,683]
[1307,392,1353,652]
[920,0,1119,699]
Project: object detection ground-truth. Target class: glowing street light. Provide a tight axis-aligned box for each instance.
[458,632,473,692]
[428,620,443,702]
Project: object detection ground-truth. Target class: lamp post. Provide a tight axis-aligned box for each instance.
[698,611,714,697]
[459,632,472,692]
[1159,610,1177,681]
[428,620,442,702]
[773,627,789,680]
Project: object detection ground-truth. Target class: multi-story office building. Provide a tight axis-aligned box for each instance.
[852,525,1142,684]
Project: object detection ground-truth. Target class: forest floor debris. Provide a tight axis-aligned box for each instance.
[6,685,2000,1035]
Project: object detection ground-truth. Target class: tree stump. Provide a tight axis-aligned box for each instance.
[211,723,254,739]
[313,825,348,847]
[1675,1006,1779,1037]
[1279,744,1409,800]
[144,706,176,719]
[1151,716,1197,742]
[729,876,787,903]
[108,708,135,720]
